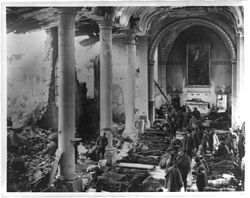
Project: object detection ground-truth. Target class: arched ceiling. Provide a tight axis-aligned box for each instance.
[160,25,232,63]
[6,6,243,47]
[148,18,237,61]
[118,6,243,35]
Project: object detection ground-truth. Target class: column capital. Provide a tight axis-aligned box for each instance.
[57,7,77,15]
[127,35,137,45]
[124,29,138,45]
[97,20,113,30]
[137,35,149,41]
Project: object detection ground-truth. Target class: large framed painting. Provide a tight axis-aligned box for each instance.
[186,43,210,86]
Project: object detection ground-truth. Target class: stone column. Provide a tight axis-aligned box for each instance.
[231,59,237,128]
[98,20,116,163]
[158,61,167,95]
[137,36,150,129]
[99,20,113,131]
[148,60,155,126]
[122,35,137,142]
[58,8,77,181]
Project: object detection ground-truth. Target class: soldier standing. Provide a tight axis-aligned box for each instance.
[96,130,108,161]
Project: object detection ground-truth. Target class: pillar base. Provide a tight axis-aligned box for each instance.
[138,115,150,130]
[135,119,145,134]
[56,174,82,192]
[145,118,150,130]
[104,147,117,165]
[65,176,82,192]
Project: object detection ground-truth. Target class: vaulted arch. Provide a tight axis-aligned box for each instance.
[149,18,236,62]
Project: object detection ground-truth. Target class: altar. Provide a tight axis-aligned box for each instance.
[186,101,210,114]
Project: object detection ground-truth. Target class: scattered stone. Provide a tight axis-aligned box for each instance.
[11,157,26,172]
[8,130,27,148]
[48,132,58,142]
[7,127,53,192]
[43,141,58,156]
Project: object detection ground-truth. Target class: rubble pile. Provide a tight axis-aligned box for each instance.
[6,111,244,193]
[7,127,54,192]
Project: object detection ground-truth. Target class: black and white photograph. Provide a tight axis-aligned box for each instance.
[1,1,249,197]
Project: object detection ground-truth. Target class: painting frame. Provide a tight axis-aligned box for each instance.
[186,42,211,87]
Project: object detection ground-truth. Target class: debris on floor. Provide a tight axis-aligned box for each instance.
[7,116,244,192]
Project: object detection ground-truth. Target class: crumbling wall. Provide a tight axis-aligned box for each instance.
[75,45,100,137]
[7,30,147,130]
[7,28,88,130]
[7,30,52,128]
[75,36,100,99]
[37,27,58,129]
[76,39,127,123]
[39,28,86,130]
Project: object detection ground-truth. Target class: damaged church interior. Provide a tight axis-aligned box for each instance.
[5,5,246,193]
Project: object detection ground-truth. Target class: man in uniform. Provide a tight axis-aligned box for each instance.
[96,130,108,161]
[165,159,183,192]
[192,107,201,120]
[176,149,191,191]
[183,129,194,158]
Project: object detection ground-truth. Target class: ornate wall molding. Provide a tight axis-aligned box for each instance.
[211,60,232,66]
[166,60,186,65]
[166,60,232,66]
[165,60,232,66]
[148,18,236,62]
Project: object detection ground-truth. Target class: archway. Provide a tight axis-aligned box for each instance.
[149,18,236,61]
[148,18,237,126]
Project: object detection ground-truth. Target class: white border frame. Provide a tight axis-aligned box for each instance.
[1,1,249,198]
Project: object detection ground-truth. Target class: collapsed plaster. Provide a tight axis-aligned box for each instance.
[7,28,87,132]
[6,13,238,130]
[7,30,51,128]
[37,27,58,129]
[7,27,132,133]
